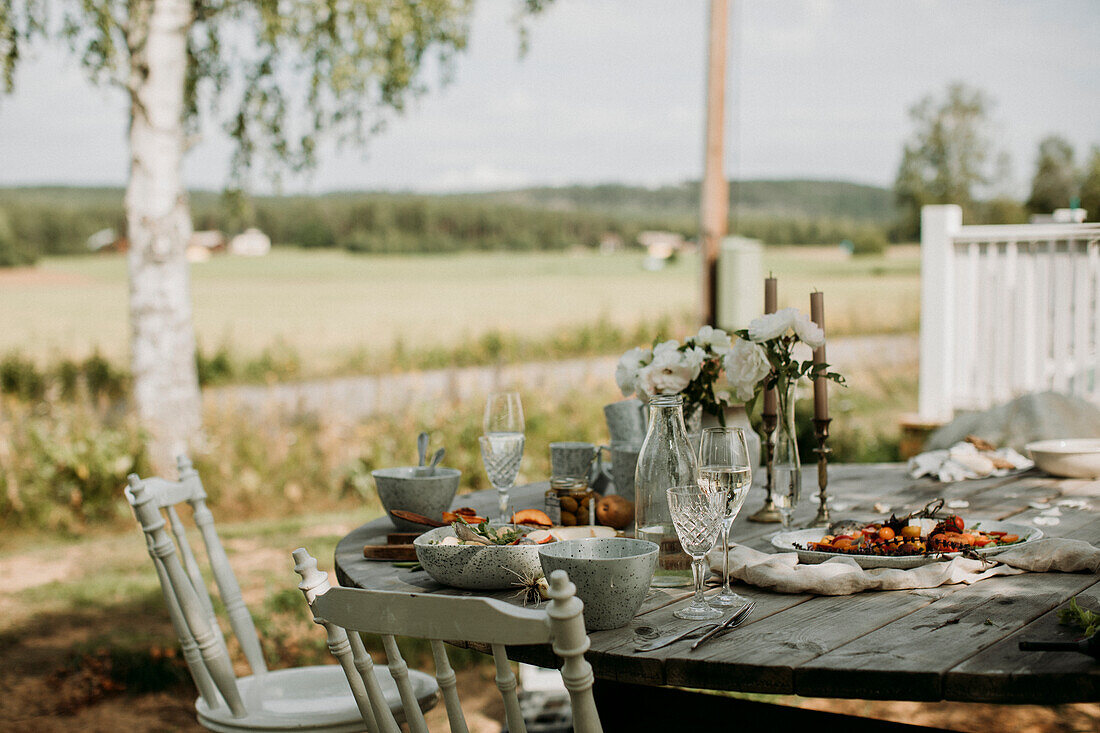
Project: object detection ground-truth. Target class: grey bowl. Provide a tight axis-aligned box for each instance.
[538,538,658,630]
[372,467,461,531]
[414,524,544,590]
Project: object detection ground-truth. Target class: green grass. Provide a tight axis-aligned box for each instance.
[1,246,920,375]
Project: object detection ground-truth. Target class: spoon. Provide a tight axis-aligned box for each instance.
[429,447,445,471]
[417,432,429,467]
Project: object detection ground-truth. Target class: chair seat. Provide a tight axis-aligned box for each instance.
[195,664,439,732]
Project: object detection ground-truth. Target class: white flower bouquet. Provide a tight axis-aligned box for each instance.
[726,307,844,407]
[615,325,736,425]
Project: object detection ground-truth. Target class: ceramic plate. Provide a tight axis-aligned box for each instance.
[770,520,1043,569]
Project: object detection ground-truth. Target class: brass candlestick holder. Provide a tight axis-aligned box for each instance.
[749,412,781,523]
[809,417,832,527]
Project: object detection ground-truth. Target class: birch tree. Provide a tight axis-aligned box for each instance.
[2,0,545,469]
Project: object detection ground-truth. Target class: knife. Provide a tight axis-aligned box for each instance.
[634,602,753,652]
[690,601,756,651]
[634,622,721,652]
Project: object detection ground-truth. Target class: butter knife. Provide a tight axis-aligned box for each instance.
[690,601,756,651]
[634,622,720,652]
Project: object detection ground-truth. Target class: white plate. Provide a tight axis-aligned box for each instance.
[770,520,1043,569]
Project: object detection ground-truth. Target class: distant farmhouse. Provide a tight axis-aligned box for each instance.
[230,228,272,257]
[186,231,227,262]
[86,227,271,260]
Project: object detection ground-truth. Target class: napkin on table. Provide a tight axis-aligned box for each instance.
[908,441,1033,482]
[707,538,1100,596]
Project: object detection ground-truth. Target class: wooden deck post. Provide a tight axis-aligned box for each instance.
[918,204,962,422]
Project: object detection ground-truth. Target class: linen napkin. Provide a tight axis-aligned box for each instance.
[908,441,1033,482]
[707,538,1100,596]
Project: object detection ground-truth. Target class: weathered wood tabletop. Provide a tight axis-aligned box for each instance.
[334,464,1099,704]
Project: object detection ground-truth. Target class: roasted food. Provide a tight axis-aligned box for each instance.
[798,514,1023,557]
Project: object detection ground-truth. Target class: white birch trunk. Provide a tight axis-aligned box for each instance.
[125,0,200,471]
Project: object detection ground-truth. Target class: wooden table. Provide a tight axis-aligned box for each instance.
[335,464,1099,709]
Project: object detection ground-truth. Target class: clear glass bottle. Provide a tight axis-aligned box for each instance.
[634,394,698,587]
[773,378,802,529]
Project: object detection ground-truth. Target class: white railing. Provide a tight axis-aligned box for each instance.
[918,204,1100,422]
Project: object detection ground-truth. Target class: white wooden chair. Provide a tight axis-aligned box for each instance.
[125,456,438,732]
[292,547,605,733]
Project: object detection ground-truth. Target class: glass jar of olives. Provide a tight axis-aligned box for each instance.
[545,477,594,526]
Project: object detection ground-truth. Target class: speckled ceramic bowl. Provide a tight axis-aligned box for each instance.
[538,538,658,630]
[414,524,543,590]
[373,467,461,531]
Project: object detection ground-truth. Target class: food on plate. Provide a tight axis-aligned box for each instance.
[799,514,1024,557]
[442,507,487,524]
[595,495,635,529]
[510,509,553,528]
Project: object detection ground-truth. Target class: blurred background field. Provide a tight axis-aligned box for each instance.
[0,245,919,372]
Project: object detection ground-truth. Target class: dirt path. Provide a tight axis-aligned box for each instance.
[206,334,918,419]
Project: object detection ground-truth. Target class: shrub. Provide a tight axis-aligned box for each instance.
[851,227,888,256]
[0,353,45,400]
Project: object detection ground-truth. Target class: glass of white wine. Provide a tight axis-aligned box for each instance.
[698,427,753,606]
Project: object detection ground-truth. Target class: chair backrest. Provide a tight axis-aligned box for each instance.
[919,204,1100,421]
[125,456,267,719]
[292,548,603,733]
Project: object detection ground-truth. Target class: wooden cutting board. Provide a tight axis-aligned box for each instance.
[362,531,423,562]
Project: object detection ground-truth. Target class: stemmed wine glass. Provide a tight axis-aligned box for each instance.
[698,427,753,606]
[666,485,726,620]
[479,391,525,521]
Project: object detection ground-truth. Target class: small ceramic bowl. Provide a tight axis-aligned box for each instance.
[1026,439,1100,479]
[373,467,461,531]
[538,537,658,631]
[414,524,543,590]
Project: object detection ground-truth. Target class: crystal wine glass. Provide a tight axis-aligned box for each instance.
[698,427,752,606]
[481,391,525,520]
[666,485,725,620]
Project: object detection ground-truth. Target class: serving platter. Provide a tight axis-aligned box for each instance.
[770,519,1043,569]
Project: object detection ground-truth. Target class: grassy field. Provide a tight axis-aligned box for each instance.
[0,246,920,375]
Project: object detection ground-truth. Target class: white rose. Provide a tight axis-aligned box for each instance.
[724,338,770,401]
[683,345,708,380]
[728,378,757,403]
[747,307,798,342]
[637,350,693,395]
[615,347,652,396]
[793,312,826,349]
[652,339,681,358]
[695,325,732,353]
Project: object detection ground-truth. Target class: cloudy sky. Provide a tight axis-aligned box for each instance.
[0,0,1096,194]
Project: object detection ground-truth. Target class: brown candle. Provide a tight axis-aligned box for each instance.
[762,276,778,417]
[810,291,828,421]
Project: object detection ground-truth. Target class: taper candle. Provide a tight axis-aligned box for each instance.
[810,290,828,421]
[763,276,778,416]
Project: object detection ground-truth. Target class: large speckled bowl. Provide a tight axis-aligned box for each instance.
[538,538,658,630]
[373,467,461,531]
[414,524,543,590]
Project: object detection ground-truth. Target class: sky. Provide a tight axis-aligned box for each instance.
[0,0,1097,195]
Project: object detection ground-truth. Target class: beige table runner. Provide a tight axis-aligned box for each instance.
[707,538,1100,596]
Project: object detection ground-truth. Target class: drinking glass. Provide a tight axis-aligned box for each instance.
[481,391,525,519]
[698,427,753,606]
[666,485,725,620]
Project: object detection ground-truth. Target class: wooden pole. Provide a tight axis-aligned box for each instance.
[700,0,729,327]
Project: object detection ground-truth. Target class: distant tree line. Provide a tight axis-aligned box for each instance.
[893,82,1100,240]
[0,184,898,266]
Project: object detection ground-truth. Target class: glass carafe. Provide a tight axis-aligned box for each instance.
[634,394,698,587]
